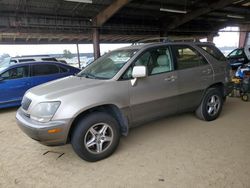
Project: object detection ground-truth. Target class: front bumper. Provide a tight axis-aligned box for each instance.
[16,108,72,146]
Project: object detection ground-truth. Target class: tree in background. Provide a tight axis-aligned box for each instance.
[63,49,73,59]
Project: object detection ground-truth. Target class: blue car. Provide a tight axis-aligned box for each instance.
[0,61,80,108]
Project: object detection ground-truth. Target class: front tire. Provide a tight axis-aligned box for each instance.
[196,87,223,121]
[71,112,120,162]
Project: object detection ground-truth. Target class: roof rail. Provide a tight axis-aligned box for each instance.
[132,37,201,45]
[132,37,171,45]
[19,55,51,57]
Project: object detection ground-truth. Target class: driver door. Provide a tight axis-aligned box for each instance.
[0,65,31,104]
[128,46,179,125]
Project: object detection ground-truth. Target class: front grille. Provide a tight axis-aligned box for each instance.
[21,97,32,111]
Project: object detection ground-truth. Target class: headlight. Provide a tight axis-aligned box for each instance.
[30,102,61,123]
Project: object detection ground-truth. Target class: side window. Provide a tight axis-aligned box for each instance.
[121,46,173,80]
[149,48,173,75]
[59,66,69,73]
[32,64,59,76]
[121,47,173,80]
[172,45,207,70]
[1,66,29,80]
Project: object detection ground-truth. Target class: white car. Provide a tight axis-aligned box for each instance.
[0,55,58,67]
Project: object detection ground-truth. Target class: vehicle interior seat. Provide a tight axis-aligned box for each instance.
[151,54,171,74]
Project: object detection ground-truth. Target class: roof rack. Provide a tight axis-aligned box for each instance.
[132,37,201,45]
[19,55,51,57]
[132,37,170,45]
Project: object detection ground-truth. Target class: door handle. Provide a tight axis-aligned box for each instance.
[164,76,177,82]
[202,69,212,74]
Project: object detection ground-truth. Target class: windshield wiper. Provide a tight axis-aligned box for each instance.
[77,72,97,79]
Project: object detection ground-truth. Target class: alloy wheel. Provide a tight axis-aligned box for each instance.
[206,95,221,116]
[84,123,114,154]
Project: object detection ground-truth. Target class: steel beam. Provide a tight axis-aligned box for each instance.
[167,0,236,30]
[93,0,132,27]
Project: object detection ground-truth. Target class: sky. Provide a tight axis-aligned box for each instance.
[0,43,131,57]
[212,26,239,47]
[0,26,240,57]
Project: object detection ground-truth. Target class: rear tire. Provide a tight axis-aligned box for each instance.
[196,88,223,121]
[71,112,120,162]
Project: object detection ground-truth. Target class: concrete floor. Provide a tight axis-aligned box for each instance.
[0,98,250,188]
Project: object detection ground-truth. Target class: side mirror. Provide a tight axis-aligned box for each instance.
[131,66,147,86]
[132,65,147,78]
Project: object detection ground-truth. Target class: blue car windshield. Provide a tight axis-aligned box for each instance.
[77,49,138,79]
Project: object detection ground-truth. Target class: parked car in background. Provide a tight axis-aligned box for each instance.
[0,55,59,67]
[0,61,80,108]
[227,46,250,69]
[16,42,230,162]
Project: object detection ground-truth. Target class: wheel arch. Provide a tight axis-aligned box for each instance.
[204,82,225,97]
[208,82,225,93]
[67,104,129,143]
[199,82,225,105]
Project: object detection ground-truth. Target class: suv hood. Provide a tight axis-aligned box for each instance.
[27,76,106,99]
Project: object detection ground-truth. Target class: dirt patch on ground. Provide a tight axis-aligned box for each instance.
[0,98,250,188]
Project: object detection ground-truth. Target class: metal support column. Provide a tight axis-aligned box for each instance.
[76,43,81,69]
[239,25,248,48]
[93,28,100,60]
[207,34,214,42]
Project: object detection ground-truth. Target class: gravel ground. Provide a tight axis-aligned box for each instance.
[0,98,250,188]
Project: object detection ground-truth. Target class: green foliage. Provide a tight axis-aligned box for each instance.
[63,49,73,59]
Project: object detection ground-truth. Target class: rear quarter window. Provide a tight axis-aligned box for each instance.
[198,45,226,61]
[59,66,69,73]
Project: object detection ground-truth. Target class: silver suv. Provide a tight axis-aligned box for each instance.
[16,42,230,162]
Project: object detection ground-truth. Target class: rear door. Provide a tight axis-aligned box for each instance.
[30,63,62,87]
[171,45,213,111]
[0,65,31,104]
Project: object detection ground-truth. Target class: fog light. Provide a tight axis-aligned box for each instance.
[48,128,61,134]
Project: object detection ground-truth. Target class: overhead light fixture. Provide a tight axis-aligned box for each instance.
[233,0,244,4]
[160,8,187,14]
[242,2,250,6]
[64,0,92,3]
[227,14,245,19]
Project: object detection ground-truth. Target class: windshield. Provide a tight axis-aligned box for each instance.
[228,49,243,57]
[77,49,137,79]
